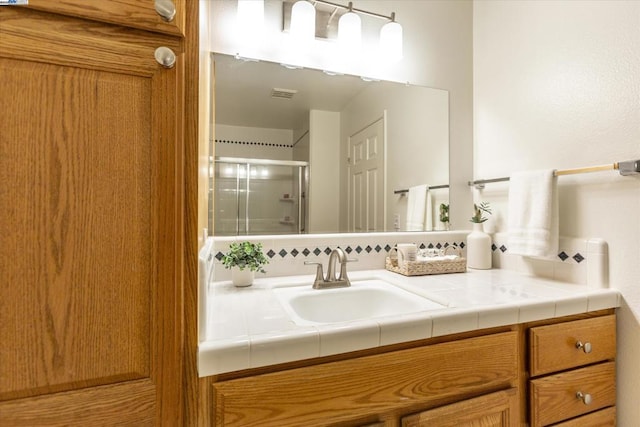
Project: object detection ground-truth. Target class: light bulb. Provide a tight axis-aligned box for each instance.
[380,20,403,62]
[290,1,315,41]
[338,11,361,50]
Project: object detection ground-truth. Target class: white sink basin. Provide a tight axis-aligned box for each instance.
[273,279,446,326]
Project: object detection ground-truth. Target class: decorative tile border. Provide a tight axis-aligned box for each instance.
[211,231,469,281]
[213,240,465,263]
[215,138,293,148]
[491,243,587,265]
[490,233,608,288]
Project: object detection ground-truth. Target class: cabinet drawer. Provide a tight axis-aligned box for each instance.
[550,406,615,427]
[530,362,615,427]
[529,315,615,377]
[213,331,518,426]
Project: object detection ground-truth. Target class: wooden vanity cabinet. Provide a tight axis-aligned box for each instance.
[209,310,618,426]
[528,314,616,427]
[212,331,520,426]
[0,2,196,425]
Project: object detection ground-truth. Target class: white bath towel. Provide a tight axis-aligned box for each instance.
[507,170,559,258]
[406,185,428,231]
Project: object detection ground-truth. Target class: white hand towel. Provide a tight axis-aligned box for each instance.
[424,189,433,231]
[406,184,428,231]
[507,170,559,258]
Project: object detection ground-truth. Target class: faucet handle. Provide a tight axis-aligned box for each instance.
[346,258,358,263]
[304,261,324,283]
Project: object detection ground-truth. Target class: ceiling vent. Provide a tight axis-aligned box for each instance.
[271,87,298,99]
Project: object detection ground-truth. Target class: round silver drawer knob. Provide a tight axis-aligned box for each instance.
[576,391,593,405]
[155,0,176,22]
[154,47,176,69]
[576,341,592,353]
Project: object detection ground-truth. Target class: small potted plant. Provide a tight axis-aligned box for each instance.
[470,202,492,224]
[467,202,492,270]
[439,203,450,230]
[222,241,269,287]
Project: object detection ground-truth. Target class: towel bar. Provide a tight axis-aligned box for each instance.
[469,159,639,189]
[394,184,449,195]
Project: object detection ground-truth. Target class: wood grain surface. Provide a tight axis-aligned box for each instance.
[402,388,519,427]
[530,362,616,427]
[529,315,616,377]
[24,0,185,36]
[1,5,187,425]
[213,331,519,426]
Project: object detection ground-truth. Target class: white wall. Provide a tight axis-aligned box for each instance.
[308,110,340,232]
[339,83,449,231]
[292,122,309,163]
[473,1,640,424]
[210,0,473,229]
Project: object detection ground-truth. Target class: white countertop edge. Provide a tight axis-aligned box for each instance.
[198,269,620,377]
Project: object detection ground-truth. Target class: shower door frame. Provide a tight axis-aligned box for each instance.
[214,157,309,235]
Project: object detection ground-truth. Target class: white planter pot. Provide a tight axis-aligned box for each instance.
[467,223,492,270]
[231,268,255,287]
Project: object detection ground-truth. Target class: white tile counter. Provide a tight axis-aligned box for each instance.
[198,269,619,377]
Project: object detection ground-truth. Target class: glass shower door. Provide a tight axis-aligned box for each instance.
[214,158,308,236]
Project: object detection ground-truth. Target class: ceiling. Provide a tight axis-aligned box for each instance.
[213,53,370,130]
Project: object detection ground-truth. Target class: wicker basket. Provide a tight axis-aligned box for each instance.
[385,246,466,276]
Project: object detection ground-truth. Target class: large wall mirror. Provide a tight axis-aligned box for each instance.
[210,53,449,236]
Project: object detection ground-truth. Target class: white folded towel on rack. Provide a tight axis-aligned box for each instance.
[425,189,433,231]
[507,170,559,258]
[406,185,428,231]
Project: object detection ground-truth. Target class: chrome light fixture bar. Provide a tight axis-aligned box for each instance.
[313,0,395,22]
[283,0,403,60]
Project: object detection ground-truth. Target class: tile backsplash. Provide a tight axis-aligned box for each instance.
[205,231,608,288]
[490,233,608,288]
[211,231,468,281]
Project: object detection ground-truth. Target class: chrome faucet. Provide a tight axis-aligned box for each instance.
[305,247,357,289]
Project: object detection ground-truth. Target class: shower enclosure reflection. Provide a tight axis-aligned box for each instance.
[212,157,308,235]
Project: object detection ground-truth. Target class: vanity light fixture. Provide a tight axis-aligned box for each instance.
[337,2,361,50]
[234,54,260,62]
[290,0,316,42]
[379,12,403,61]
[280,63,304,70]
[284,0,403,61]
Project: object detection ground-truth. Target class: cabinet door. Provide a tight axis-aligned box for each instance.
[0,7,183,426]
[24,0,185,36]
[402,388,519,427]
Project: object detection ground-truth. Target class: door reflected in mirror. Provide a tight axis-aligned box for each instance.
[210,53,449,236]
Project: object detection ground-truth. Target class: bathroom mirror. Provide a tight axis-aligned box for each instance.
[210,53,449,235]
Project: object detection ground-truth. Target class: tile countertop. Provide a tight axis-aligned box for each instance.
[198,269,620,377]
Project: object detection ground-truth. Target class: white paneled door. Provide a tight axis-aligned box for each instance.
[348,116,386,232]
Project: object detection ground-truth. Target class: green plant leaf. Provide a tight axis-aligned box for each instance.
[222,241,269,273]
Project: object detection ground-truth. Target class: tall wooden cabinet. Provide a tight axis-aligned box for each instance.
[0,1,196,425]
